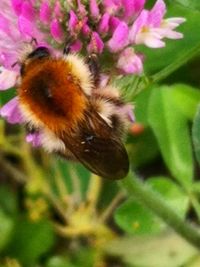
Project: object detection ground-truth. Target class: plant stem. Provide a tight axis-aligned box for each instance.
[0,155,26,183]
[99,191,125,223]
[119,172,200,249]
[125,44,200,99]
[151,44,200,84]
[86,174,102,212]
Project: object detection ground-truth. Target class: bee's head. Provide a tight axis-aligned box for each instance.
[27,46,50,60]
[20,46,51,76]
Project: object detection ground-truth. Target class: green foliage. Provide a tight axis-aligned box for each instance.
[46,256,75,267]
[0,210,14,251]
[192,105,200,165]
[115,199,163,234]
[115,176,189,235]
[105,232,198,267]
[148,85,193,185]
[5,218,55,265]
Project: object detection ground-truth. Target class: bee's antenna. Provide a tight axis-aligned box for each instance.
[11,61,20,68]
[30,37,38,46]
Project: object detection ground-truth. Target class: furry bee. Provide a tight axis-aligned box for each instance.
[17,45,130,180]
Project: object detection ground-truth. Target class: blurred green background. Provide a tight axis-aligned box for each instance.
[1,0,200,266]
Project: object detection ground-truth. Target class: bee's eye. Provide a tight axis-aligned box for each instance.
[27,47,50,60]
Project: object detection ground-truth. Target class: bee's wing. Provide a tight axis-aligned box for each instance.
[59,112,129,180]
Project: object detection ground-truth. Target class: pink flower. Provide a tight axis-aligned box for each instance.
[107,21,129,52]
[98,13,110,34]
[90,0,100,20]
[0,97,23,124]
[39,1,52,24]
[118,104,135,123]
[103,0,120,15]
[69,10,79,34]
[87,32,104,54]
[50,18,64,43]
[121,0,145,22]
[117,48,143,74]
[129,0,185,48]
[70,40,82,53]
[26,132,42,147]
[0,67,18,90]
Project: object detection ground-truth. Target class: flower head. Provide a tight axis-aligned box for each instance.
[129,0,185,48]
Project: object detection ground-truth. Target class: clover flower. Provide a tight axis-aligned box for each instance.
[0,0,185,146]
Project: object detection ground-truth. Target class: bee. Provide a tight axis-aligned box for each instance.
[17,44,130,180]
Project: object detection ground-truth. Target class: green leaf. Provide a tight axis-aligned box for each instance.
[51,160,90,197]
[147,176,189,218]
[171,84,200,120]
[173,0,200,11]
[105,232,198,267]
[46,256,75,267]
[192,104,200,165]
[148,86,193,185]
[134,88,152,125]
[6,217,55,265]
[0,209,14,252]
[0,186,18,216]
[114,199,164,235]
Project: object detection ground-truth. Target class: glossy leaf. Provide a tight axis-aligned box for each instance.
[115,199,164,234]
[148,86,193,185]
[171,84,200,120]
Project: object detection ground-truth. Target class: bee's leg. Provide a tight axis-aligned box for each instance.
[86,53,100,86]
[63,36,75,55]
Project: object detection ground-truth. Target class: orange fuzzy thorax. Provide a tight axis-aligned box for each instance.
[18,58,88,133]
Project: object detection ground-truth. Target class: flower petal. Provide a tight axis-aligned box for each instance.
[117,47,143,74]
[68,10,79,33]
[0,97,23,124]
[39,1,52,24]
[87,32,104,54]
[53,1,63,19]
[129,10,149,43]
[90,0,100,19]
[121,0,145,22]
[21,1,35,21]
[0,67,18,90]
[107,21,129,52]
[11,0,23,15]
[98,13,110,34]
[70,40,82,52]
[50,18,64,43]
[149,0,166,27]
[26,132,42,147]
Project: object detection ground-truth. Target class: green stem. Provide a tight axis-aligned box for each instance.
[151,44,200,84]
[126,44,200,99]
[119,172,200,249]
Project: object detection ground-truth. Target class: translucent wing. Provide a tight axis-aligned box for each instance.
[58,110,129,180]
